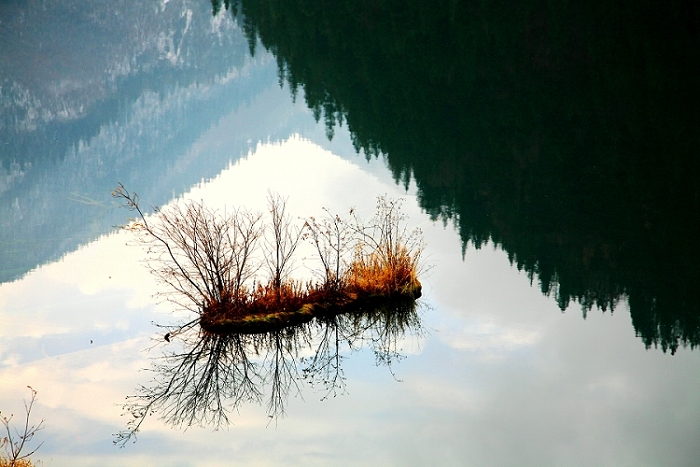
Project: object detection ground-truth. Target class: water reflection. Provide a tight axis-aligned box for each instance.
[0,0,311,284]
[214,0,700,352]
[2,1,698,464]
[2,135,699,466]
[116,299,423,446]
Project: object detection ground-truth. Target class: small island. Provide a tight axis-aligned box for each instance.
[199,278,422,335]
[113,185,425,335]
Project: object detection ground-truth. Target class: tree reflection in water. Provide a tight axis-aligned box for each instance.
[114,298,423,446]
[210,0,700,352]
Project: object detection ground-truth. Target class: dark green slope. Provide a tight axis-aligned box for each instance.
[218,0,700,352]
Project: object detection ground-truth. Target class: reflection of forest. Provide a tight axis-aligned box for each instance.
[215,0,700,352]
[116,301,422,445]
[0,0,262,284]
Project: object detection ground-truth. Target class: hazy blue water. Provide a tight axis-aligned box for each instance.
[1,1,699,466]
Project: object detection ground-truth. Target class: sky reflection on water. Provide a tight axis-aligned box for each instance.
[1,136,699,467]
[1,1,699,465]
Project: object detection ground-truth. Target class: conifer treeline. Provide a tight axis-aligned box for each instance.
[214,0,700,352]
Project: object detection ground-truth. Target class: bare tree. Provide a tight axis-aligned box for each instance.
[114,330,264,447]
[115,296,425,446]
[1,387,44,466]
[262,326,309,421]
[112,184,264,315]
[301,315,349,401]
[114,322,316,446]
[113,186,422,320]
[110,186,429,443]
[303,207,355,293]
[263,192,304,304]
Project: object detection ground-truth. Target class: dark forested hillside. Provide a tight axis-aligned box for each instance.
[216,0,700,352]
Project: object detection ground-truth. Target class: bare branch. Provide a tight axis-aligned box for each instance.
[0,386,44,465]
[264,192,304,303]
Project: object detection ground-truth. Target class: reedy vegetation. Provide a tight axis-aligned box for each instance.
[112,185,423,327]
[346,197,423,296]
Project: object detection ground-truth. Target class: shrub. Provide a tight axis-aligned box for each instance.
[113,185,424,329]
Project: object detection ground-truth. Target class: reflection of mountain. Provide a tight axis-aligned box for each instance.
[220,0,700,352]
[116,301,422,445]
[0,1,317,283]
[1,0,230,164]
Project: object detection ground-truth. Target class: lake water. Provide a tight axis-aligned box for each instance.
[1,1,699,466]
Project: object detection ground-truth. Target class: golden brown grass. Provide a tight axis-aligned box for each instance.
[203,281,311,320]
[200,246,422,334]
[114,186,424,335]
[197,196,424,334]
[0,458,38,467]
[346,245,421,296]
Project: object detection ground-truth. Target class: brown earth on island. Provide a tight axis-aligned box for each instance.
[113,185,425,336]
[200,278,422,335]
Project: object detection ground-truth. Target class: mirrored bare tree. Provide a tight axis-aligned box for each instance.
[114,299,423,446]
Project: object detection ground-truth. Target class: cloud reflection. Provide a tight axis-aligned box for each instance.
[115,298,425,446]
[1,137,699,466]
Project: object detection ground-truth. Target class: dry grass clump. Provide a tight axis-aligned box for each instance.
[113,186,423,333]
[346,246,421,297]
[304,196,423,298]
[345,196,423,297]
[0,458,37,467]
[203,281,310,320]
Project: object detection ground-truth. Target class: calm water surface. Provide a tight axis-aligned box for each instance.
[1,1,699,466]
